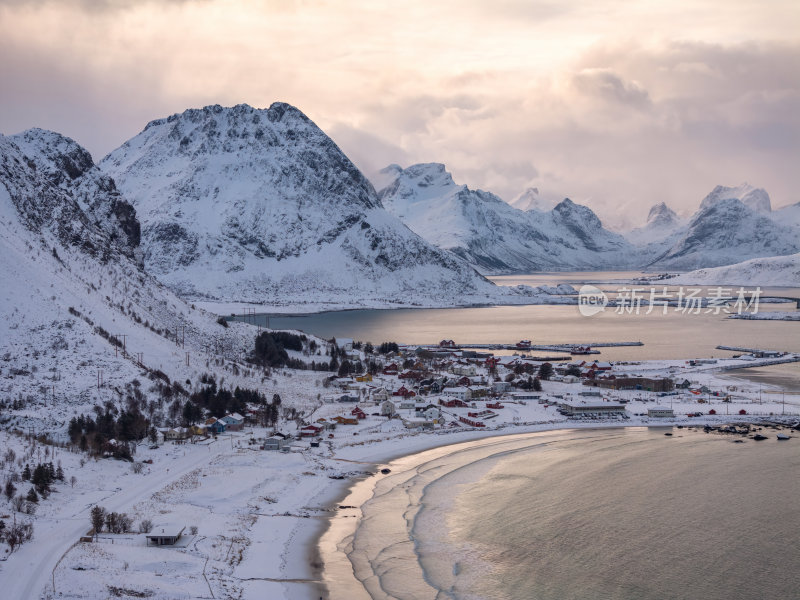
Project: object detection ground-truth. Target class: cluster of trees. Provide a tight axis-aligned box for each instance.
[0,519,33,553]
[89,505,133,538]
[21,461,64,499]
[251,331,310,369]
[186,376,264,419]
[375,342,399,354]
[67,403,145,459]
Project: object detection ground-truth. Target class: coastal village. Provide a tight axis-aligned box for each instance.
[148,337,799,447]
[1,333,798,599]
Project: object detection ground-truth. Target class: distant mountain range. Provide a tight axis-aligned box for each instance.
[2,101,798,330]
[375,165,800,274]
[376,163,634,273]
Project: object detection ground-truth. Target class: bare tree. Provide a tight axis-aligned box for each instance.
[3,520,33,553]
[11,495,25,512]
[70,475,77,488]
[131,462,144,474]
[90,505,106,540]
[138,519,153,534]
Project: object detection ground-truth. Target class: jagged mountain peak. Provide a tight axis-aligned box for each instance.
[646,202,678,228]
[699,183,771,213]
[552,198,603,229]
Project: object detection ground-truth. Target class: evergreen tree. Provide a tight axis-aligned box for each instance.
[26,487,39,503]
[4,480,15,501]
[22,464,31,481]
[538,363,554,380]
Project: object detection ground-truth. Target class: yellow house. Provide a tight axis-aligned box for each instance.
[356,374,373,382]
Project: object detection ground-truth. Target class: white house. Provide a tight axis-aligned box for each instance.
[380,400,397,417]
[452,364,477,377]
[443,387,471,401]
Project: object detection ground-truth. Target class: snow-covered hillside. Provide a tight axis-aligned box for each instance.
[100,104,505,308]
[376,163,634,274]
[664,253,800,287]
[0,129,265,432]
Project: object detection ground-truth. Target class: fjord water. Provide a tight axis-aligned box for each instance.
[335,428,800,600]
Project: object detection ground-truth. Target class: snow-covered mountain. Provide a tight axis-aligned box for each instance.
[645,202,680,230]
[699,183,771,213]
[100,104,504,307]
[663,253,800,287]
[0,129,256,430]
[625,202,684,247]
[376,163,634,274]
[646,196,800,269]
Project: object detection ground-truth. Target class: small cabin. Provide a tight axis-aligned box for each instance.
[146,525,185,546]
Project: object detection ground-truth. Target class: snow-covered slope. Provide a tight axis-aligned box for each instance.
[647,197,800,269]
[100,104,502,307]
[376,163,634,274]
[772,202,800,229]
[664,253,800,287]
[0,130,257,431]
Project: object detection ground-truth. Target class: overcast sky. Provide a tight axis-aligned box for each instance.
[1,0,798,228]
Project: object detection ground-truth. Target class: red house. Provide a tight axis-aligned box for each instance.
[300,425,322,437]
[399,370,424,380]
[351,407,367,420]
[382,364,399,375]
[439,398,467,408]
[392,386,416,397]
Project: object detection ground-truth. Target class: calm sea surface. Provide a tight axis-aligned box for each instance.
[234,272,800,387]
[330,427,800,600]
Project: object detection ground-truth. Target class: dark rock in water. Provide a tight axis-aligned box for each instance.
[753,434,768,441]
[380,468,391,474]
[664,432,673,436]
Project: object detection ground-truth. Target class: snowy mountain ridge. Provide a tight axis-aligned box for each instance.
[699,183,772,213]
[645,196,800,269]
[377,163,635,274]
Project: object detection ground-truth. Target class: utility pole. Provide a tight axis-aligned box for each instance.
[185,352,190,367]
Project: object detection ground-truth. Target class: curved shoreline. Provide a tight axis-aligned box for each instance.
[307,422,708,598]
[310,418,799,599]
